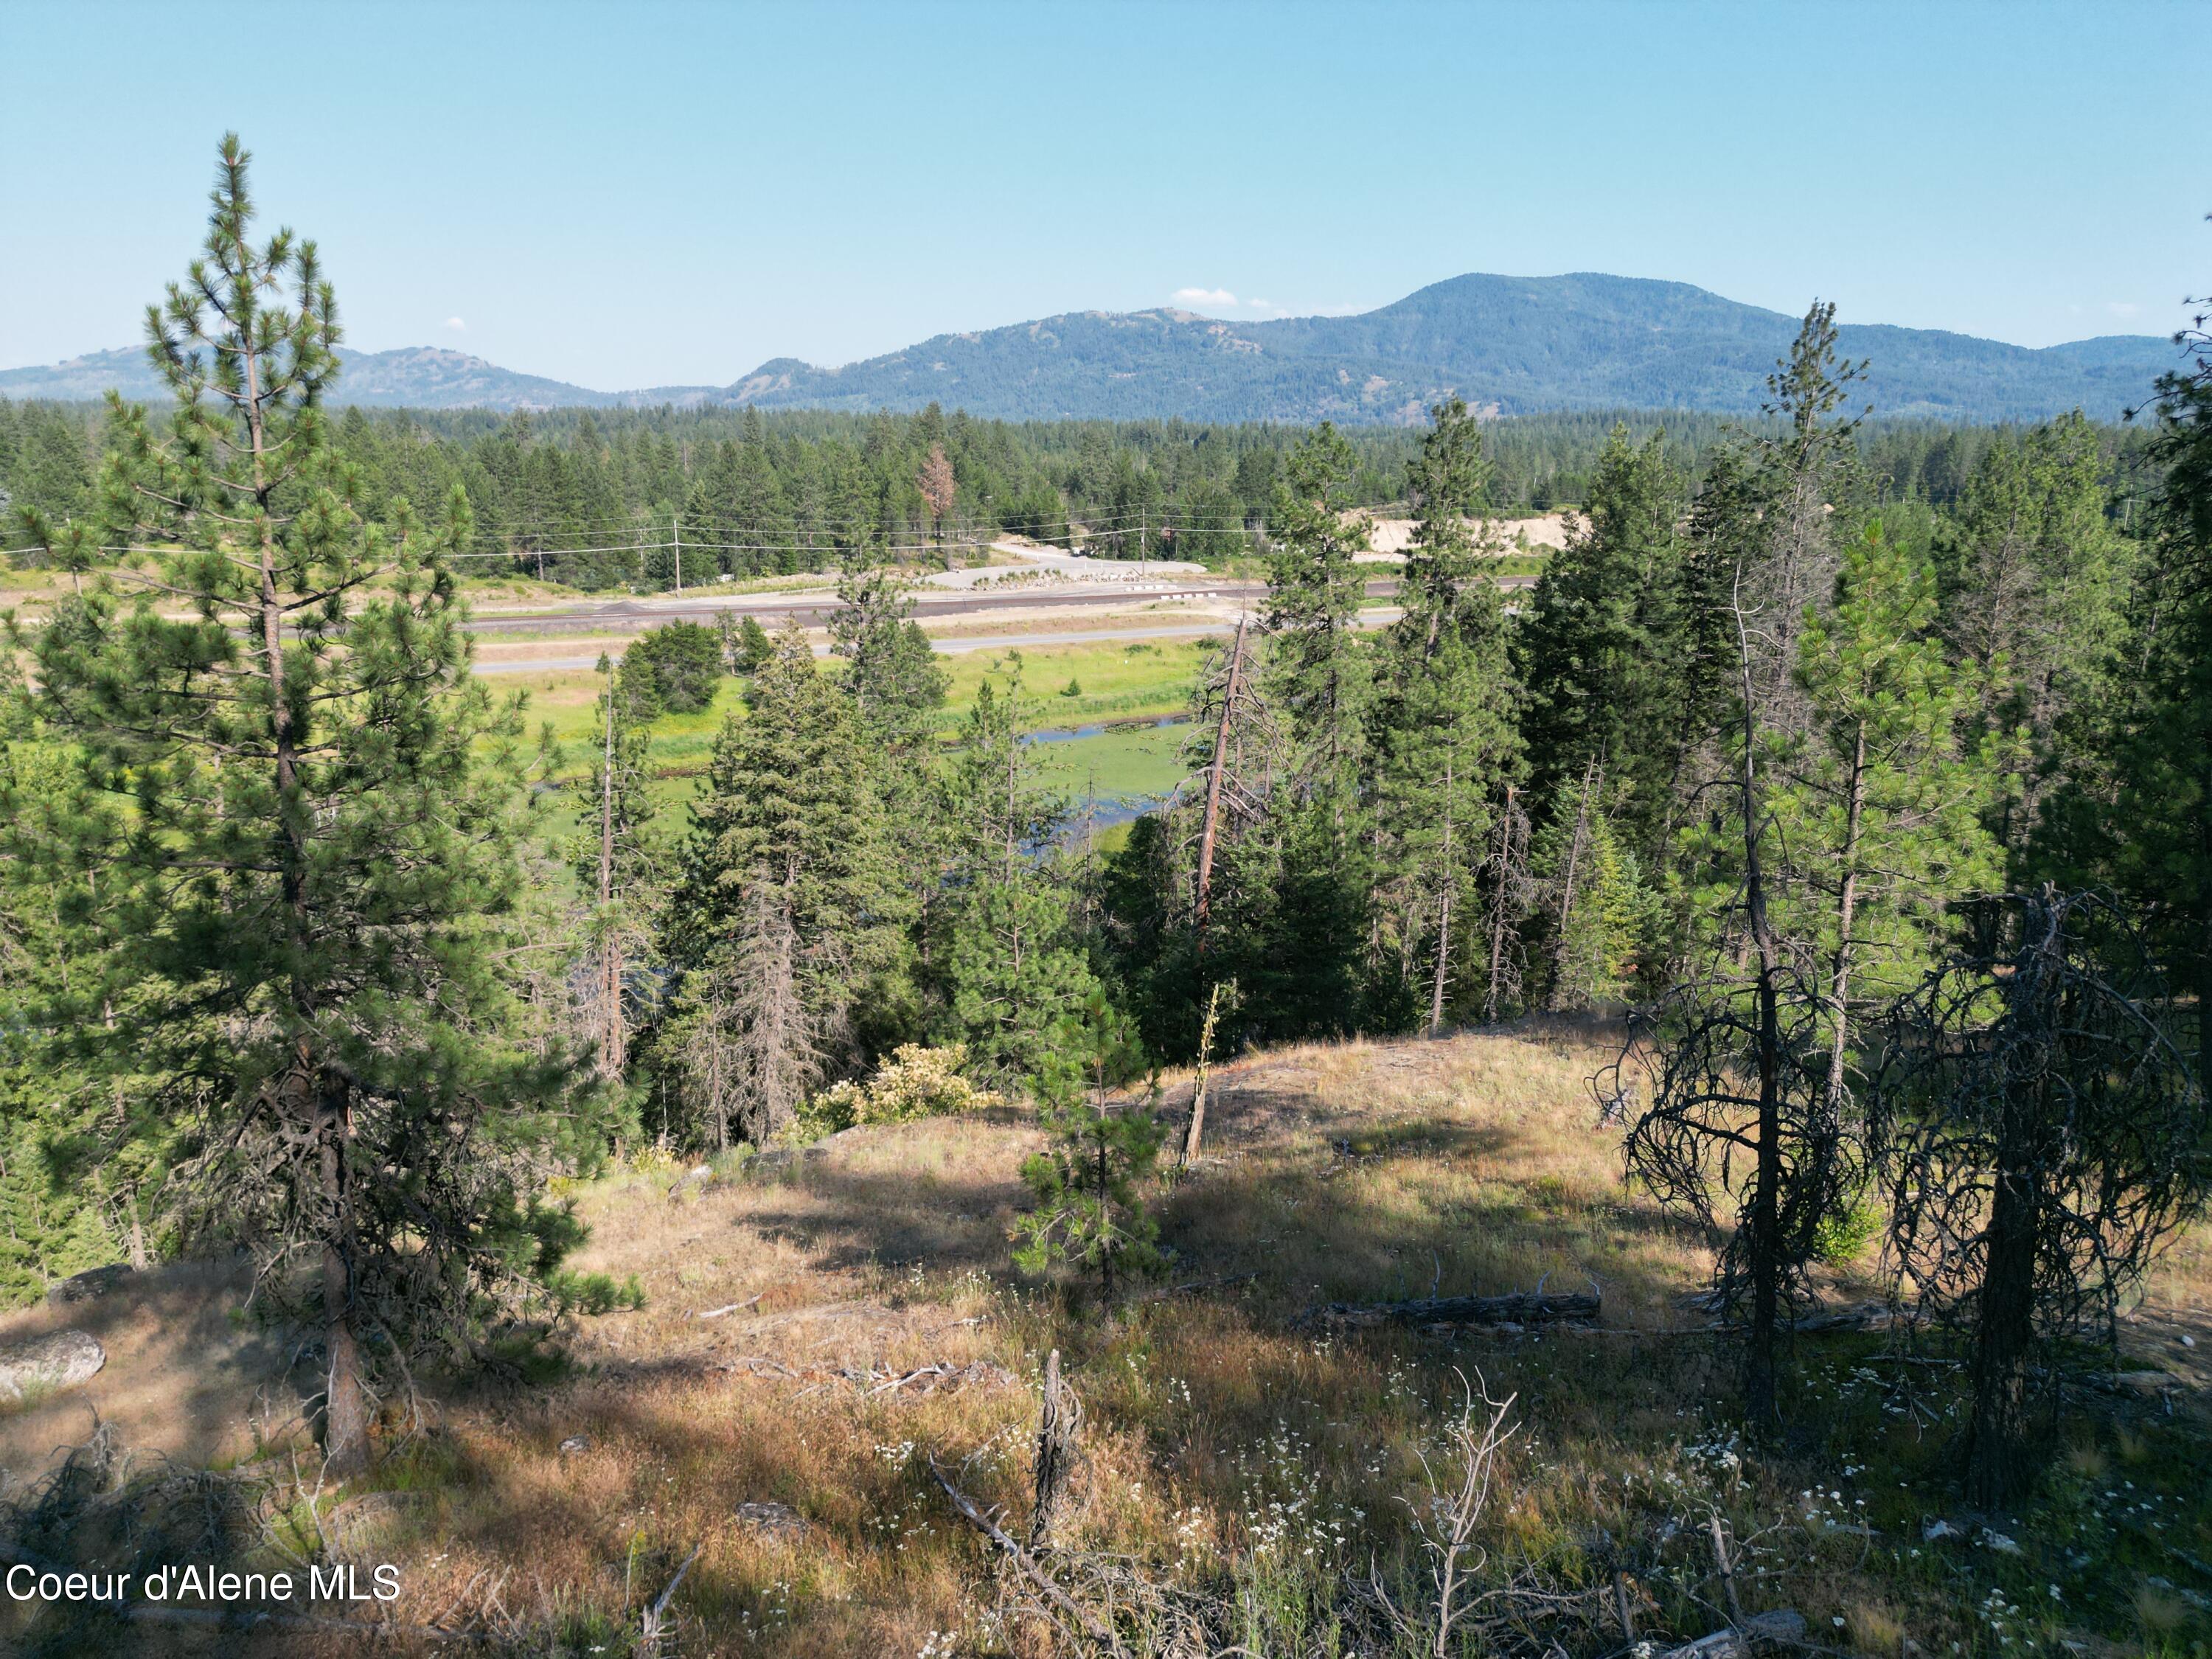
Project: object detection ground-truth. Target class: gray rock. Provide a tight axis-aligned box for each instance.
[558,1433,592,1455]
[0,1329,105,1402]
[46,1265,131,1307]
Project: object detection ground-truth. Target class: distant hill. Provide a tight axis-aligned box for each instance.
[3,275,2181,423]
[0,346,719,412]
[722,275,2181,424]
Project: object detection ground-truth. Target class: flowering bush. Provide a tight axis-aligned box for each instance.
[787,1045,1002,1143]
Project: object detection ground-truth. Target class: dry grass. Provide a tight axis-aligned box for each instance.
[5,1023,2208,1657]
[0,1256,304,1479]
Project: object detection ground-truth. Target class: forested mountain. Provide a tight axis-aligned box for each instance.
[726,276,2179,424]
[4,273,2177,422]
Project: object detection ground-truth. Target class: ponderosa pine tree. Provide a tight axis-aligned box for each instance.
[1263,421,1372,792]
[1013,992,1164,1296]
[1769,523,2006,1109]
[4,137,608,1473]
[1618,303,1872,1430]
[829,557,949,739]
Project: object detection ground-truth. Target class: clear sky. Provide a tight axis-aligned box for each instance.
[2,0,2203,391]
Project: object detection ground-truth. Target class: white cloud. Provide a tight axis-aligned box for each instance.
[443,316,467,332]
[1172,286,1237,307]
[2104,301,2142,319]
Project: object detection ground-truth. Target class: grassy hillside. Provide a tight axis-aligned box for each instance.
[3,1026,2203,1656]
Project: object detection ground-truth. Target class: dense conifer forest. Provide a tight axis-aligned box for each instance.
[1,394,2152,588]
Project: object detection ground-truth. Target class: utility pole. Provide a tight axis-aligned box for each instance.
[672,511,683,595]
[1192,611,1249,953]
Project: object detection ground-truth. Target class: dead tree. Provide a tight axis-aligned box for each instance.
[1178,978,1232,1169]
[1481,783,1534,1023]
[1029,1348,1083,1551]
[1192,612,1250,953]
[1868,888,2207,1506]
[1602,955,1853,1430]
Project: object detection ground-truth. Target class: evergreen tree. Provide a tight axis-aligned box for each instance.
[1366,399,1521,1030]
[936,662,1099,1086]
[667,622,900,1144]
[1262,422,1371,787]
[1939,413,2135,855]
[1534,765,1654,1011]
[1012,992,1165,1295]
[1515,425,1697,861]
[1769,524,2006,1103]
[4,138,607,1473]
[2096,295,2212,1083]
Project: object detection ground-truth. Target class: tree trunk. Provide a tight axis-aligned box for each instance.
[1429,759,1454,1035]
[1484,785,1517,1023]
[1193,613,1248,951]
[1029,1349,1078,1551]
[597,675,625,1081]
[317,1070,370,1478]
[1733,590,1783,1431]
[1964,1124,2039,1508]
[1825,719,1867,1107]
[1548,761,1596,1013]
[1180,980,1225,1169]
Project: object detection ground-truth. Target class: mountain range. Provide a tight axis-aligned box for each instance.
[1,274,2180,425]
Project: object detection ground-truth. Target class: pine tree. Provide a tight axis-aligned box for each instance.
[1515,425,1697,860]
[936,662,1099,1087]
[1770,524,2006,1105]
[2098,294,2212,1082]
[667,622,899,1144]
[1534,765,1653,1011]
[828,559,948,737]
[1366,400,1520,1031]
[1939,413,2134,855]
[1620,303,1873,1431]
[1262,422,1371,787]
[1012,992,1164,1295]
[4,137,608,1473]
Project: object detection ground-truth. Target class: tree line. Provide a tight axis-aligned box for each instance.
[3,387,2151,591]
[2,140,2205,1497]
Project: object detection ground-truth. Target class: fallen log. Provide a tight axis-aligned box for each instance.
[1658,1609,1807,1659]
[1298,1290,1600,1331]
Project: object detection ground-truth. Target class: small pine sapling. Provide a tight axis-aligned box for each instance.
[1014,994,1166,1295]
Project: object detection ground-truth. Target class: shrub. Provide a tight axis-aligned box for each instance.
[549,1270,646,1315]
[785,1045,1003,1144]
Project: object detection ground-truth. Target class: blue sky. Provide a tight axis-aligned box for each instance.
[2,0,2202,390]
